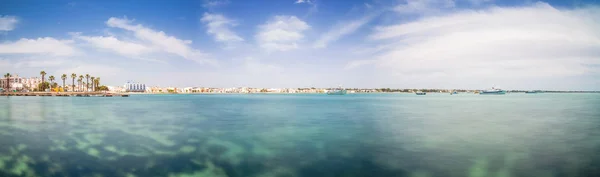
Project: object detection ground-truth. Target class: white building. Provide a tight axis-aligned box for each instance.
[1,75,42,91]
[124,81,146,92]
[23,77,43,89]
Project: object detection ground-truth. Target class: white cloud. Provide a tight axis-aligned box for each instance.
[0,37,76,56]
[358,3,600,86]
[314,14,378,48]
[201,13,244,43]
[74,34,166,63]
[106,17,215,65]
[0,15,18,31]
[295,0,312,4]
[256,15,310,51]
[395,0,455,14]
[75,35,150,56]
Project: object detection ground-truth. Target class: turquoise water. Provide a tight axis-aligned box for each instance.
[0,93,599,177]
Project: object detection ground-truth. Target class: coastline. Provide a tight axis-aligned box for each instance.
[0,92,129,97]
[113,91,600,95]
[3,91,598,97]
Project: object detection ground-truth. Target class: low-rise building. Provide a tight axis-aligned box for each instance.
[124,81,146,92]
[1,75,42,91]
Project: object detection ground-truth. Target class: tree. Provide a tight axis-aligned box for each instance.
[3,73,10,91]
[85,74,90,92]
[97,85,109,91]
[49,75,55,92]
[77,78,82,92]
[90,77,95,92]
[71,73,76,92]
[40,71,46,91]
[94,77,100,91]
[79,75,84,91]
[61,74,67,92]
[37,82,50,91]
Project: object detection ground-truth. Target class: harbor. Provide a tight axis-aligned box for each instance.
[0,92,129,97]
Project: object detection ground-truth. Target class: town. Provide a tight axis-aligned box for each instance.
[3,73,598,94]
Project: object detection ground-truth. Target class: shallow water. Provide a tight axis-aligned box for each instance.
[0,93,599,177]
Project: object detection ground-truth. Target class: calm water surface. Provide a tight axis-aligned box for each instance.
[0,93,599,177]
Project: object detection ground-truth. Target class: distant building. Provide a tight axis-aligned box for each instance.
[124,81,146,92]
[22,77,42,90]
[1,75,42,91]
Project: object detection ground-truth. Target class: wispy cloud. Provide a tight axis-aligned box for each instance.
[355,2,600,86]
[203,0,230,8]
[394,0,455,14]
[106,17,215,65]
[74,34,150,56]
[294,0,318,17]
[313,13,379,48]
[201,13,244,44]
[13,57,68,68]
[0,37,76,56]
[294,0,312,4]
[255,16,310,52]
[73,34,166,63]
[0,15,18,31]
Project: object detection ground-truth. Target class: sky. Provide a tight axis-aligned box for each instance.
[0,0,599,90]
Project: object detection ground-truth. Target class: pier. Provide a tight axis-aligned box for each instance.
[0,92,129,97]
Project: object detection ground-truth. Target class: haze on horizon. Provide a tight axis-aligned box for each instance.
[0,0,599,91]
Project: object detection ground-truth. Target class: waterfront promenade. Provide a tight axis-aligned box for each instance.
[0,92,129,97]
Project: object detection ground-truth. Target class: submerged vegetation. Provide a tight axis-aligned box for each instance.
[1,94,599,177]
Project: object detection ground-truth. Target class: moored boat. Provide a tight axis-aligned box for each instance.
[480,87,506,95]
[327,86,347,95]
[416,91,426,95]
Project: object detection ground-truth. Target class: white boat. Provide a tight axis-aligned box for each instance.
[480,87,506,95]
[327,86,347,95]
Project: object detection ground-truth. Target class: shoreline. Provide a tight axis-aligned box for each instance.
[2,91,598,97]
[0,92,129,97]
[114,92,600,95]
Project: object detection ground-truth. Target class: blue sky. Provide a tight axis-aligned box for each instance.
[1,0,599,90]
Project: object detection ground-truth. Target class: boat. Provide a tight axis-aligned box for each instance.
[480,87,506,95]
[327,86,347,95]
[450,91,458,95]
[415,91,426,95]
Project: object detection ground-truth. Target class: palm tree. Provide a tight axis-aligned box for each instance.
[61,74,67,92]
[49,75,55,92]
[90,76,95,92]
[4,73,11,91]
[77,78,82,91]
[94,77,100,91]
[78,75,84,91]
[85,74,90,92]
[40,71,46,91]
[71,73,76,92]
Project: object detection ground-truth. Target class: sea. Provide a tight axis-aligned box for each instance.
[0,93,599,177]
